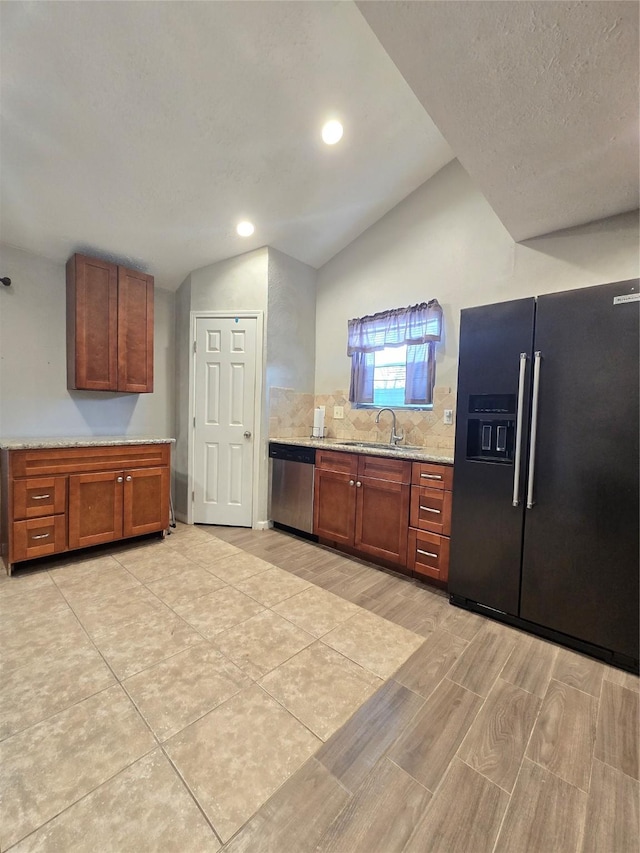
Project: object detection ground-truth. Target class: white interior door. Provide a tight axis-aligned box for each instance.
[193,316,257,526]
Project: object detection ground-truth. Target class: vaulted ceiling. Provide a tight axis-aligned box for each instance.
[1,1,637,290]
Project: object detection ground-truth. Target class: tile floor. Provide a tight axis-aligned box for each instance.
[0,522,638,852]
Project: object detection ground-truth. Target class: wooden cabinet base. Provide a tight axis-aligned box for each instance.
[1,443,170,575]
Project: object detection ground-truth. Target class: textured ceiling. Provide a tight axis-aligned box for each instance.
[0,1,453,290]
[1,2,638,291]
[358,0,640,241]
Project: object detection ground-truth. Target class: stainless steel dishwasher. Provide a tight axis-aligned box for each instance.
[269,443,316,534]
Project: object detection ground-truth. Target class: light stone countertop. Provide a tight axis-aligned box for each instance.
[270,437,454,465]
[0,436,175,450]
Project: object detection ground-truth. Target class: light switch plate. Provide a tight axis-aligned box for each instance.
[333,406,344,419]
[444,409,453,425]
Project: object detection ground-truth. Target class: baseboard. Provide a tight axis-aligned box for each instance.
[254,520,273,531]
[174,511,189,524]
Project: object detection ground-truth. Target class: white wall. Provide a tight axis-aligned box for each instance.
[315,160,640,395]
[0,243,175,438]
[266,247,316,394]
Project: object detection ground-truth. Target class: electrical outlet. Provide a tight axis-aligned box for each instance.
[444,409,453,425]
[333,406,344,419]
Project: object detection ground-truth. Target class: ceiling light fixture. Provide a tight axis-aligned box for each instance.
[236,221,255,237]
[322,120,343,145]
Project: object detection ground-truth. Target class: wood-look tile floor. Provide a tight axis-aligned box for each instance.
[0,523,637,852]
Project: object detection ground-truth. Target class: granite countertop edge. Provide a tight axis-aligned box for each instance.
[270,437,454,465]
[0,436,176,450]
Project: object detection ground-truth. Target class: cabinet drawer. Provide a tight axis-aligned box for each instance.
[12,516,67,562]
[408,529,450,582]
[358,454,411,484]
[410,486,452,535]
[13,477,67,520]
[315,450,359,476]
[411,462,453,490]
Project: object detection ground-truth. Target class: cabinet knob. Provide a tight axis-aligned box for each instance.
[126,475,132,482]
[356,481,362,488]
[349,479,355,486]
[117,476,123,483]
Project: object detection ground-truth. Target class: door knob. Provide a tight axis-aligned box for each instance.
[244,431,252,438]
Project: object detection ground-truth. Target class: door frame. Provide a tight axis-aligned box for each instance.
[186,310,264,528]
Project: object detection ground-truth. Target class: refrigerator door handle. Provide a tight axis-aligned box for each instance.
[526,351,542,509]
[512,352,528,506]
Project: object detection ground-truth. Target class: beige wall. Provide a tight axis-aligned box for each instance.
[0,243,175,440]
[315,160,640,398]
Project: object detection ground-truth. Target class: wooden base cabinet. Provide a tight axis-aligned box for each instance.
[1,443,171,574]
[314,450,411,569]
[407,461,453,584]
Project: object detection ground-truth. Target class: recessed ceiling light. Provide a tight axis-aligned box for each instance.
[322,120,343,145]
[236,221,255,237]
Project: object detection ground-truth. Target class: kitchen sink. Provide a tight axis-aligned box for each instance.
[337,440,424,452]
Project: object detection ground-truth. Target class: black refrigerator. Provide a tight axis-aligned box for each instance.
[449,280,639,673]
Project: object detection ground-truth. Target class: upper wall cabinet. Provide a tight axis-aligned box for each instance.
[66,254,154,393]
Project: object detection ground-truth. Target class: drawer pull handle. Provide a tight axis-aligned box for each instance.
[419,505,441,514]
[417,548,438,559]
[420,473,442,480]
[31,533,50,540]
[31,494,51,500]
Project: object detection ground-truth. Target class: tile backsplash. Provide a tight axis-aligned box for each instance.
[269,387,455,454]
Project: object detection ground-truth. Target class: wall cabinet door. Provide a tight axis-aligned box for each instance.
[66,254,154,393]
[313,468,357,545]
[68,471,123,549]
[355,476,410,565]
[123,466,169,538]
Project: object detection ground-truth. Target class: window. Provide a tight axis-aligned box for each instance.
[347,301,443,408]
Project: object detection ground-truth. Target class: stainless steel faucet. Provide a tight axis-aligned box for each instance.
[375,408,404,445]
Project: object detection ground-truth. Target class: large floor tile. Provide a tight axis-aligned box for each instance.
[594,680,639,780]
[91,609,205,680]
[0,583,70,629]
[552,648,604,697]
[205,552,276,584]
[457,677,541,793]
[50,561,140,598]
[213,610,314,679]
[499,631,558,698]
[224,758,350,853]
[234,567,313,606]
[145,566,227,609]
[47,554,125,587]
[272,586,361,638]
[437,605,484,641]
[174,585,265,639]
[114,547,198,584]
[494,759,587,853]
[526,678,598,791]
[260,642,382,740]
[316,679,425,793]
[0,608,89,675]
[0,641,115,740]
[176,539,244,568]
[0,684,156,849]
[165,684,320,842]
[125,643,251,740]
[10,750,219,853]
[389,678,483,792]
[404,758,509,853]
[0,568,53,600]
[65,585,169,637]
[321,610,424,679]
[581,758,640,853]
[603,666,640,693]
[318,757,432,853]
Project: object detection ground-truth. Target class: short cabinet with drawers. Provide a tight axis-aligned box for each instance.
[1,442,171,574]
[407,461,454,583]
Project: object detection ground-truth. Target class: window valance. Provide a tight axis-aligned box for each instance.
[347,300,443,356]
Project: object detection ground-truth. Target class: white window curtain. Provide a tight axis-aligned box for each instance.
[347,300,443,405]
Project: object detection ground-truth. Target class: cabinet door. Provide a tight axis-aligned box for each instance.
[117,266,154,393]
[313,468,356,545]
[68,471,123,549]
[355,476,410,565]
[123,466,169,538]
[67,254,118,391]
